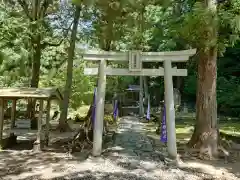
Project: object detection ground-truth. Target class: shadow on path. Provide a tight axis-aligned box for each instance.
[1,116,239,180]
[102,116,167,171]
[14,171,158,180]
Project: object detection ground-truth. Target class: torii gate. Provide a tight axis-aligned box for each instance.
[83,49,196,158]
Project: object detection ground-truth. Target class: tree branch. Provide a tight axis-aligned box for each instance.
[42,39,64,47]
[41,21,74,48]
[40,0,52,18]
[17,0,33,20]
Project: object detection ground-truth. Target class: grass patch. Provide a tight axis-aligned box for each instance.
[176,126,193,141]
[69,109,240,142]
[219,122,240,136]
[175,115,240,142]
[145,113,240,143]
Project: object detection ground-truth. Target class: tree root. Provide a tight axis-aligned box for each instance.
[67,115,109,154]
[56,123,72,133]
[68,128,93,153]
[56,118,73,132]
[67,118,93,153]
[220,131,240,144]
[180,137,240,163]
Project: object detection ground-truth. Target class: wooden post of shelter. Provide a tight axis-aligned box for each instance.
[45,100,51,146]
[83,49,196,158]
[34,99,44,150]
[10,99,17,128]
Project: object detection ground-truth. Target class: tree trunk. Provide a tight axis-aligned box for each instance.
[30,40,41,88]
[188,48,218,158]
[188,0,219,159]
[83,22,113,121]
[27,38,42,119]
[58,6,81,132]
[27,0,42,119]
[18,0,54,119]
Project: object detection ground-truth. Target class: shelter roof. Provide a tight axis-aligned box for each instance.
[0,87,63,100]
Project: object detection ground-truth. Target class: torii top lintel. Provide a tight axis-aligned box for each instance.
[81,49,196,62]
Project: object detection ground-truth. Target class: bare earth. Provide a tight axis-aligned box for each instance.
[0,116,239,180]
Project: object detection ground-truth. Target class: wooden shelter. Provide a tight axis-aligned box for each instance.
[0,87,63,149]
[118,85,141,116]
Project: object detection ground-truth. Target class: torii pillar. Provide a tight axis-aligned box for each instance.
[164,60,177,158]
[92,60,106,156]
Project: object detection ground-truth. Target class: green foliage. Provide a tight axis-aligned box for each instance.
[176,2,218,50]
[72,0,95,7]
[40,58,95,110]
[0,3,30,85]
[104,114,115,125]
[183,72,197,99]
[107,76,135,93]
[216,42,240,116]
[217,76,240,116]
[0,0,240,118]
[175,1,240,53]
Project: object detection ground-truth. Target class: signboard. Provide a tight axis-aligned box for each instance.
[128,51,142,72]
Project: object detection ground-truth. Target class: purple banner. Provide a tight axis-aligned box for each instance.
[113,100,118,120]
[91,88,97,125]
[160,105,167,143]
[146,96,150,121]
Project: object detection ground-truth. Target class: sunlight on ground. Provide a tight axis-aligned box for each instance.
[142,114,240,179]
[176,126,193,141]
[68,105,90,118]
[1,113,240,179]
[220,122,240,136]
[179,160,230,176]
[77,105,90,116]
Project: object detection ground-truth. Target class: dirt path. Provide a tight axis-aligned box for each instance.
[0,116,239,180]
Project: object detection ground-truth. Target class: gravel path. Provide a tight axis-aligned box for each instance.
[0,116,239,180]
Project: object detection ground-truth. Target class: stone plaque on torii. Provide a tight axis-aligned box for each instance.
[82,49,196,158]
